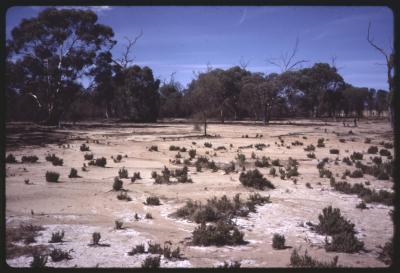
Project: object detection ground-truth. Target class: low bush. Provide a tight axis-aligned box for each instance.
[319,168,332,179]
[80,144,90,151]
[6,153,17,163]
[236,153,246,166]
[117,191,132,201]
[255,156,269,168]
[91,232,101,245]
[30,253,48,268]
[269,167,276,176]
[306,182,312,189]
[145,213,153,219]
[367,146,378,154]
[286,166,299,178]
[239,169,275,190]
[218,261,241,268]
[115,220,123,229]
[372,156,382,165]
[215,146,226,151]
[356,201,367,210]
[84,153,94,160]
[329,149,339,154]
[131,172,141,182]
[188,149,196,159]
[223,161,236,174]
[381,142,393,149]
[191,220,245,246]
[290,249,339,268]
[307,152,316,159]
[68,168,79,178]
[325,231,364,253]
[113,177,123,191]
[148,242,163,254]
[145,196,161,206]
[45,154,63,166]
[148,145,158,152]
[113,154,123,163]
[304,144,315,152]
[255,143,267,150]
[379,149,391,157]
[128,243,146,255]
[272,234,286,249]
[317,138,325,148]
[377,241,393,265]
[88,157,107,167]
[204,142,212,148]
[314,206,355,235]
[49,230,64,243]
[45,171,60,182]
[291,140,303,146]
[349,169,363,178]
[118,167,129,179]
[141,255,160,268]
[271,159,281,166]
[169,145,180,151]
[350,152,363,161]
[339,139,346,143]
[364,138,371,144]
[342,157,352,166]
[21,155,39,163]
[49,248,72,262]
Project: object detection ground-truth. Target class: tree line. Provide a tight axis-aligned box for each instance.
[6,8,391,126]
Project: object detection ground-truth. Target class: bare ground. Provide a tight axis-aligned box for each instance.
[5,119,394,268]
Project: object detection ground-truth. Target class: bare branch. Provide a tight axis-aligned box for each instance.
[115,29,143,69]
[367,21,389,63]
[266,37,307,72]
[239,56,250,69]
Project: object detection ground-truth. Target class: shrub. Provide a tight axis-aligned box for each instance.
[291,140,303,146]
[118,167,129,179]
[350,152,363,161]
[315,206,355,235]
[271,159,281,166]
[113,154,123,163]
[6,153,17,163]
[224,161,236,174]
[21,155,39,163]
[236,153,246,166]
[49,248,72,262]
[89,157,107,167]
[286,166,299,178]
[188,149,196,159]
[115,220,123,229]
[204,142,212,148]
[239,169,275,190]
[113,177,123,191]
[372,156,382,165]
[45,171,60,182]
[49,230,64,243]
[342,157,352,166]
[329,149,339,154]
[30,253,48,268]
[149,145,158,152]
[339,139,346,143]
[255,156,269,167]
[325,231,364,253]
[92,232,101,245]
[80,143,90,151]
[255,143,267,150]
[319,168,332,179]
[349,169,363,178]
[269,167,276,176]
[131,172,141,182]
[367,146,378,154]
[218,261,241,268]
[45,154,63,166]
[145,213,153,219]
[141,255,161,268]
[68,168,79,178]
[364,138,371,144]
[290,249,339,268]
[272,234,286,249]
[317,138,325,148]
[191,220,245,246]
[356,201,367,210]
[377,241,393,265]
[117,191,132,201]
[84,153,93,160]
[169,145,180,151]
[381,142,393,149]
[128,243,146,255]
[306,182,312,189]
[145,196,161,206]
[379,149,391,157]
[307,152,316,159]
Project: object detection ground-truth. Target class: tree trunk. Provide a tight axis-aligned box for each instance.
[203,112,207,136]
[220,108,224,123]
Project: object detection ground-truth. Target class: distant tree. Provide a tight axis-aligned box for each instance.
[366,88,376,116]
[375,89,389,117]
[341,85,369,119]
[159,76,184,118]
[6,8,116,125]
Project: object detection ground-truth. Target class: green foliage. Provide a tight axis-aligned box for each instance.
[115,220,123,229]
[113,177,123,191]
[45,154,63,166]
[118,167,129,179]
[290,249,339,268]
[255,156,270,167]
[145,196,161,206]
[350,152,363,161]
[88,157,107,167]
[204,142,212,148]
[342,157,352,166]
[117,191,132,201]
[148,145,158,152]
[92,232,101,245]
[236,153,246,166]
[317,138,325,148]
[272,234,286,249]
[49,248,73,262]
[145,213,153,219]
[141,255,161,268]
[379,149,391,157]
[6,154,17,163]
[315,206,355,235]
[80,144,90,151]
[367,146,378,154]
[377,241,393,265]
[188,149,196,159]
[218,261,241,268]
[239,169,275,190]
[325,231,364,253]
[329,149,339,154]
[191,220,245,246]
[30,253,48,268]
[271,159,281,166]
[255,143,267,150]
[84,153,94,160]
[45,171,60,182]
[349,169,363,178]
[128,243,146,255]
[68,168,79,178]
[49,230,64,243]
[21,155,39,163]
[304,144,315,152]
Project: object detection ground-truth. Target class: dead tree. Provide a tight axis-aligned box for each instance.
[113,30,143,69]
[367,22,394,127]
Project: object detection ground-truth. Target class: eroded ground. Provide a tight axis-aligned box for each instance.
[5,119,394,267]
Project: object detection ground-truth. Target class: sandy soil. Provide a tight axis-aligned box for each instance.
[5,119,394,268]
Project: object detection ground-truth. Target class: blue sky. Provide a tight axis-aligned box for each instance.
[6,6,393,90]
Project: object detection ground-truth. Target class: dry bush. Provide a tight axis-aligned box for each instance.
[239,169,275,190]
[290,249,339,268]
[45,171,60,182]
[21,155,39,163]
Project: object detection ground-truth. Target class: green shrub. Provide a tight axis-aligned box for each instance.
[6,153,17,163]
[356,201,367,210]
[272,234,286,249]
[131,172,141,182]
[21,155,39,163]
[329,149,339,154]
[364,138,371,144]
[118,167,129,179]
[342,157,352,166]
[45,171,60,182]
[68,168,79,178]
[89,157,107,167]
[148,242,163,254]
[145,213,153,219]
[325,231,364,253]
[315,206,355,235]
[191,220,245,246]
[45,154,63,166]
[304,144,315,152]
[317,138,325,148]
[372,156,382,165]
[141,255,161,268]
[319,168,332,178]
[306,182,312,189]
[113,177,123,191]
[204,142,212,148]
[239,169,275,190]
[127,243,146,255]
[350,152,363,161]
[115,220,123,229]
[367,146,378,154]
[224,161,236,174]
[84,153,94,160]
[30,253,48,268]
[349,169,363,178]
[290,249,339,268]
[377,241,393,265]
[169,145,180,151]
[382,142,393,149]
[49,230,64,243]
[255,143,267,150]
[291,140,303,146]
[148,145,158,152]
[117,191,132,201]
[80,143,90,151]
[188,149,196,159]
[271,159,281,166]
[91,232,101,245]
[145,196,161,206]
[307,152,315,159]
[255,156,269,167]
[236,153,246,166]
[339,139,346,143]
[379,149,391,157]
[49,248,72,262]
[269,167,276,176]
